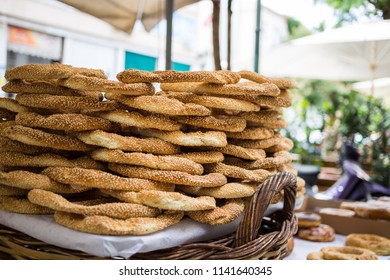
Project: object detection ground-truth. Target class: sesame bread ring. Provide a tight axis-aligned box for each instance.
[321,246,378,260]
[319,207,355,217]
[16,112,115,132]
[134,128,227,147]
[0,97,29,113]
[28,189,160,219]
[0,108,17,120]
[105,93,211,116]
[0,152,105,170]
[0,136,55,154]
[161,91,260,112]
[230,133,283,149]
[226,151,293,169]
[345,234,390,255]
[187,198,245,225]
[76,130,180,155]
[226,127,275,140]
[136,190,216,211]
[42,167,175,192]
[100,190,141,204]
[16,94,118,114]
[265,138,294,153]
[298,224,335,242]
[240,110,281,122]
[177,182,258,199]
[91,149,203,175]
[58,74,155,95]
[2,80,103,100]
[204,163,271,183]
[0,170,90,194]
[208,144,266,161]
[295,211,321,228]
[4,63,106,80]
[248,118,287,129]
[239,70,297,89]
[0,195,53,214]
[0,184,29,196]
[97,109,181,131]
[174,151,224,164]
[306,251,326,260]
[160,81,280,97]
[109,164,227,187]
[3,125,94,151]
[54,210,184,235]
[231,89,293,108]
[0,121,16,132]
[175,115,246,132]
[117,69,240,84]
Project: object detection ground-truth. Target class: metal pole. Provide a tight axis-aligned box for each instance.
[165,0,174,70]
[254,0,261,72]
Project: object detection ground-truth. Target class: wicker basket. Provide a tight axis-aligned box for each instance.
[0,172,298,260]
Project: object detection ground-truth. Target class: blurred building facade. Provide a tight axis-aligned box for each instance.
[0,0,288,94]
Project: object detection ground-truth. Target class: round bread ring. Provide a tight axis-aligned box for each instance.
[28,189,161,219]
[0,152,105,170]
[0,136,54,155]
[229,133,283,149]
[247,118,287,129]
[105,93,211,116]
[229,89,292,108]
[0,170,90,194]
[97,109,181,131]
[54,210,184,236]
[0,195,53,214]
[161,91,260,112]
[208,144,266,161]
[173,151,224,164]
[319,207,355,217]
[239,70,297,89]
[136,190,216,211]
[0,121,17,131]
[16,94,118,114]
[42,167,175,192]
[321,246,378,260]
[345,234,390,255]
[109,164,227,187]
[295,211,321,228]
[0,108,17,120]
[229,151,293,169]
[298,224,335,242]
[176,182,258,199]
[91,149,203,175]
[76,130,180,155]
[2,80,103,100]
[135,128,227,147]
[160,81,280,97]
[187,198,245,225]
[204,162,271,183]
[4,63,106,80]
[3,125,94,151]
[58,74,155,95]
[265,138,294,153]
[0,97,29,113]
[240,110,281,123]
[0,184,29,196]
[16,112,115,132]
[174,115,246,132]
[306,251,325,260]
[117,69,240,84]
[226,127,275,140]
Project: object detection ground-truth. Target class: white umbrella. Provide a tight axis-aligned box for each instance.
[261,20,390,88]
[352,78,390,107]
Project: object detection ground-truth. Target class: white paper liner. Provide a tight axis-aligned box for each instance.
[0,196,304,259]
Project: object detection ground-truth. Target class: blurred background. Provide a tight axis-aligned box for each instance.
[0,0,389,192]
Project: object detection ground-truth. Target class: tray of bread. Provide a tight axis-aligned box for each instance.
[0,64,303,259]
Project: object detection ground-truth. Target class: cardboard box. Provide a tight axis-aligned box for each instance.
[297,196,390,238]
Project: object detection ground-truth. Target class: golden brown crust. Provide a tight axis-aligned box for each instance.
[28,189,161,219]
[321,246,378,260]
[307,251,325,260]
[177,182,258,199]
[0,184,29,196]
[230,133,283,149]
[91,149,204,175]
[0,195,54,214]
[175,115,246,132]
[117,69,241,84]
[173,151,224,164]
[265,138,294,153]
[230,89,293,108]
[109,164,227,187]
[239,70,297,89]
[0,97,29,113]
[226,127,274,140]
[3,125,94,151]
[54,210,184,235]
[16,112,115,132]
[0,136,54,154]
[42,167,175,192]
[160,82,280,96]
[105,93,211,116]
[76,130,180,155]
[187,198,245,225]
[5,63,107,81]
[345,234,390,256]
[295,211,321,228]
[298,224,335,242]
[208,144,266,161]
[204,162,271,182]
[224,151,293,169]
